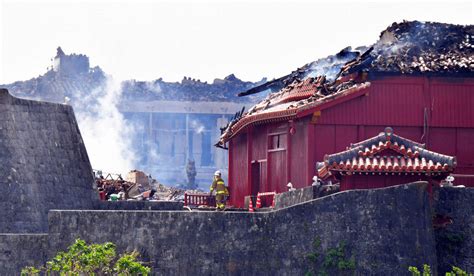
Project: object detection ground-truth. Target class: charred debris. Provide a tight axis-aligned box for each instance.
[95,169,201,202]
[217,21,473,146]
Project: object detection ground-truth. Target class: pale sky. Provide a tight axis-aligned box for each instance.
[0,0,472,84]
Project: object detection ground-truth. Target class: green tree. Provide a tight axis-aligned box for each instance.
[306,237,355,276]
[409,264,472,276]
[114,251,151,275]
[21,239,150,275]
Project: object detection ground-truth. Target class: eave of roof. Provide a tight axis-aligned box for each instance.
[319,127,456,177]
[220,82,370,143]
[327,156,453,175]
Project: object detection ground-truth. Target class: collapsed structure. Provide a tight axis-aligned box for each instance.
[2,48,265,186]
[217,21,474,207]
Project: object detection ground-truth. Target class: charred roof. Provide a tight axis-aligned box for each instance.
[370,20,473,74]
[218,21,473,147]
[240,21,473,97]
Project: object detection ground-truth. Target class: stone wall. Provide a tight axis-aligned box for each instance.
[47,183,437,275]
[0,89,96,233]
[435,187,474,273]
[94,200,184,211]
[0,234,48,274]
[274,186,317,209]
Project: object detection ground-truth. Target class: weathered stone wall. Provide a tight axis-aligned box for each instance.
[47,183,437,275]
[0,234,48,274]
[0,89,96,233]
[94,200,184,211]
[435,187,474,274]
[274,186,316,209]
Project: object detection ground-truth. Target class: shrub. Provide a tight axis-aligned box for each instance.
[21,239,150,275]
[409,264,472,276]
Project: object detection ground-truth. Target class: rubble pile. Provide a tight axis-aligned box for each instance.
[371,21,473,73]
[121,74,266,103]
[1,48,265,103]
[3,66,106,103]
[95,170,203,201]
[95,172,143,201]
[245,75,358,116]
[155,183,202,201]
[238,46,360,97]
[240,21,472,98]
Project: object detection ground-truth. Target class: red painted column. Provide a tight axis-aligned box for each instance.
[228,139,234,205]
[266,133,271,192]
[247,127,253,199]
[287,121,292,185]
[307,121,316,186]
[422,77,431,145]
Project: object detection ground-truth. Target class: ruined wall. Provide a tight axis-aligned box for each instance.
[47,183,437,275]
[0,88,96,233]
[435,187,474,274]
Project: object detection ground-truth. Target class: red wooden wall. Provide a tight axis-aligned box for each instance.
[310,76,474,187]
[341,175,426,190]
[228,133,248,207]
[228,76,474,207]
[289,120,308,188]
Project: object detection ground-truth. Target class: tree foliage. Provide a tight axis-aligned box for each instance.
[409,264,472,276]
[21,239,150,275]
[306,237,356,276]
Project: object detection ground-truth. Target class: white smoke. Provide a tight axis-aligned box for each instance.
[74,77,137,175]
[190,119,205,134]
[146,81,162,94]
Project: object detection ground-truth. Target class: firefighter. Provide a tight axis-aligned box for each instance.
[210,170,229,210]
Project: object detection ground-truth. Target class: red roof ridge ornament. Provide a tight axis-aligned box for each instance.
[384,127,393,140]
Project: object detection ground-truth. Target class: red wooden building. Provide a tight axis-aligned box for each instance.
[217,21,474,207]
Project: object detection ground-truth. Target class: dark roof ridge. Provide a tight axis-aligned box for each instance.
[324,127,456,168]
[414,146,456,167]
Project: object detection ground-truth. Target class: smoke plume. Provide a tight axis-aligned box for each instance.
[74,77,137,175]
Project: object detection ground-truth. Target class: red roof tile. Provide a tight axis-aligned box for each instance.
[328,156,450,174]
[318,127,456,177]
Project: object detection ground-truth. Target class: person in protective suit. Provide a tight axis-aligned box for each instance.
[210,170,229,210]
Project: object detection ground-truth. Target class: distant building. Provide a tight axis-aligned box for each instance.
[53,47,90,76]
[120,100,253,186]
